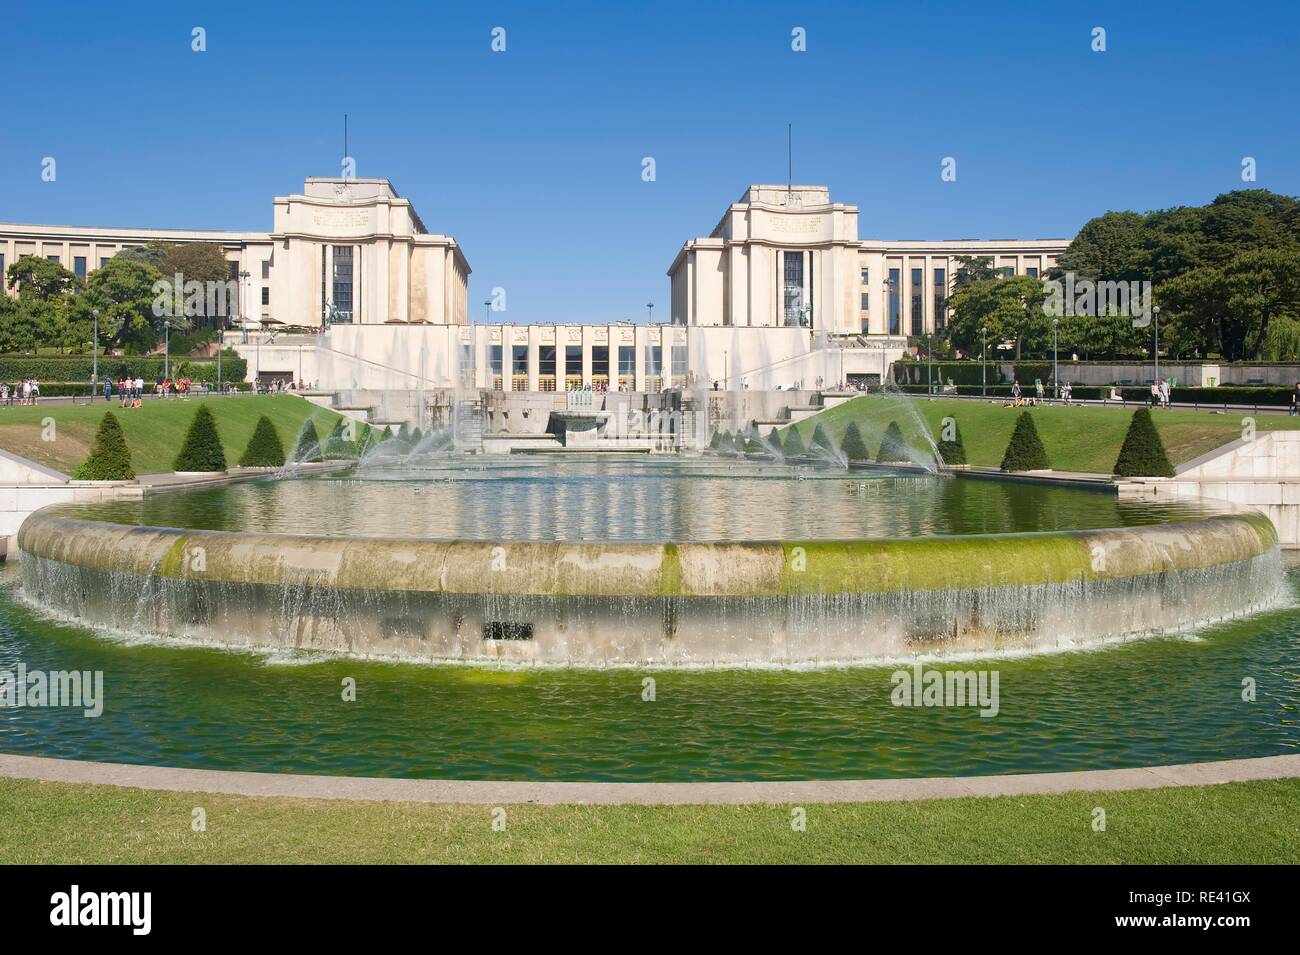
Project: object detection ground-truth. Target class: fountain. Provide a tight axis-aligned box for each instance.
[15,455,1287,665]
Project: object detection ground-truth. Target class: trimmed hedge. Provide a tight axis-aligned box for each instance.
[173,405,227,472]
[1113,409,1175,477]
[72,412,135,480]
[811,422,835,455]
[0,351,247,384]
[1000,412,1049,471]
[782,427,806,457]
[238,415,286,467]
[937,419,967,466]
[292,419,322,463]
[840,421,870,461]
[876,421,909,463]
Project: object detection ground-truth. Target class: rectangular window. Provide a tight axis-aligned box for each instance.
[0,253,5,274]
[332,246,354,321]
[511,344,528,376]
[860,292,870,311]
[539,346,557,377]
[99,257,110,269]
[1027,267,1039,278]
[489,345,503,375]
[617,345,635,377]
[564,345,582,370]
[643,344,662,376]
[671,345,688,379]
[590,345,609,382]
[783,251,804,326]
[888,267,900,336]
[261,260,270,280]
[48,255,60,263]
[933,268,946,332]
[911,268,923,336]
[73,256,86,279]
[261,287,270,306]
[229,261,239,280]
[1001,266,1014,279]
[860,267,869,286]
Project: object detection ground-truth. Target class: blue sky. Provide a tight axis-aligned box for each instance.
[3,1,1297,323]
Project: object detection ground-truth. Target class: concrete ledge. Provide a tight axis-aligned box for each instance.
[2,752,1297,805]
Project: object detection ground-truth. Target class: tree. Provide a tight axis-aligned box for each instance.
[876,421,909,463]
[293,419,322,463]
[952,255,997,289]
[811,422,835,455]
[709,430,722,450]
[73,412,135,480]
[81,257,164,351]
[1000,412,1049,471]
[840,421,870,461]
[945,274,1049,360]
[157,242,235,329]
[782,427,806,457]
[1161,249,1300,360]
[936,419,966,466]
[1055,210,1146,281]
[238,415,286,467]
[1113,409,1174,477]
[5,254,79,301]
[173,405,227,472]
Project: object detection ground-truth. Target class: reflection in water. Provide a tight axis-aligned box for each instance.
[62,454,1223,543]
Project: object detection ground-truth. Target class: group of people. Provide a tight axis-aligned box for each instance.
[256,378,305,393]
[102,375,196,408]
[1150,379,1173,408]
[1008,379,1074,407]
[1,379,41,405]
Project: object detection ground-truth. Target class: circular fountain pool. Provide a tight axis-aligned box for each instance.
[14,456,1288,664]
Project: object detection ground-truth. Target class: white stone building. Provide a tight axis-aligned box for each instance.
[1,177,1069,394]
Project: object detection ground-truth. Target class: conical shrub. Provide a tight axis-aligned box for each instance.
[173,404,227,472]
[782,427,806,458]
[767,427,782,449]
[293,419,322,463]
[709,430,723,450]
[937,419,967,466]
[1113,408,1174,477]
[840,421,870,461]
[877,421,909,463]
[238,415,286,467]
[743,428,765,454]
[74,411,134,480]
[1000,411,1049,471]
[811,422,835,454]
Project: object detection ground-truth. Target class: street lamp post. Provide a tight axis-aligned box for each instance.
[646,303,654,323]
[1152,305,1161,392]
[926,333,933,395]
[482,300,491,325]
[91,309,99,391]
[980,326,988,397]
[1052,318,1059,400]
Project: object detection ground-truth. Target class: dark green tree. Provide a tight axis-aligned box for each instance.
[1000,412,1049,471]
[877,421,910,463]
[840,421,870,461]
[238,415,286,467]
[811,422,835,455]
[73,412,135,480]
[173,405,227,472]
[782,427,806,457]
[936,419,967,466]
[293,419,322,463]
[1113,409,1175,477]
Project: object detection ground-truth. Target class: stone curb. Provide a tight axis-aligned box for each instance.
[2,752,1298,806]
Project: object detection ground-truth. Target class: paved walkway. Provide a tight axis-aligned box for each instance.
[2,752,1297,806]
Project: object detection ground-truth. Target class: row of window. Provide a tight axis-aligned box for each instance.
[487,344,688,378]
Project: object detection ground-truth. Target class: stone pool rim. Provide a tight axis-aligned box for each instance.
[2,751,1297,805]
[15,507,1281,598]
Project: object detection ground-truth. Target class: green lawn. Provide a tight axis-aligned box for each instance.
[0,776,1296,863]
[784,395,1300,474]
[0,395,344,475]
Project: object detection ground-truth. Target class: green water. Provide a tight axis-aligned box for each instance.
[61,456,1218,542]
[3,563,1297,782]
